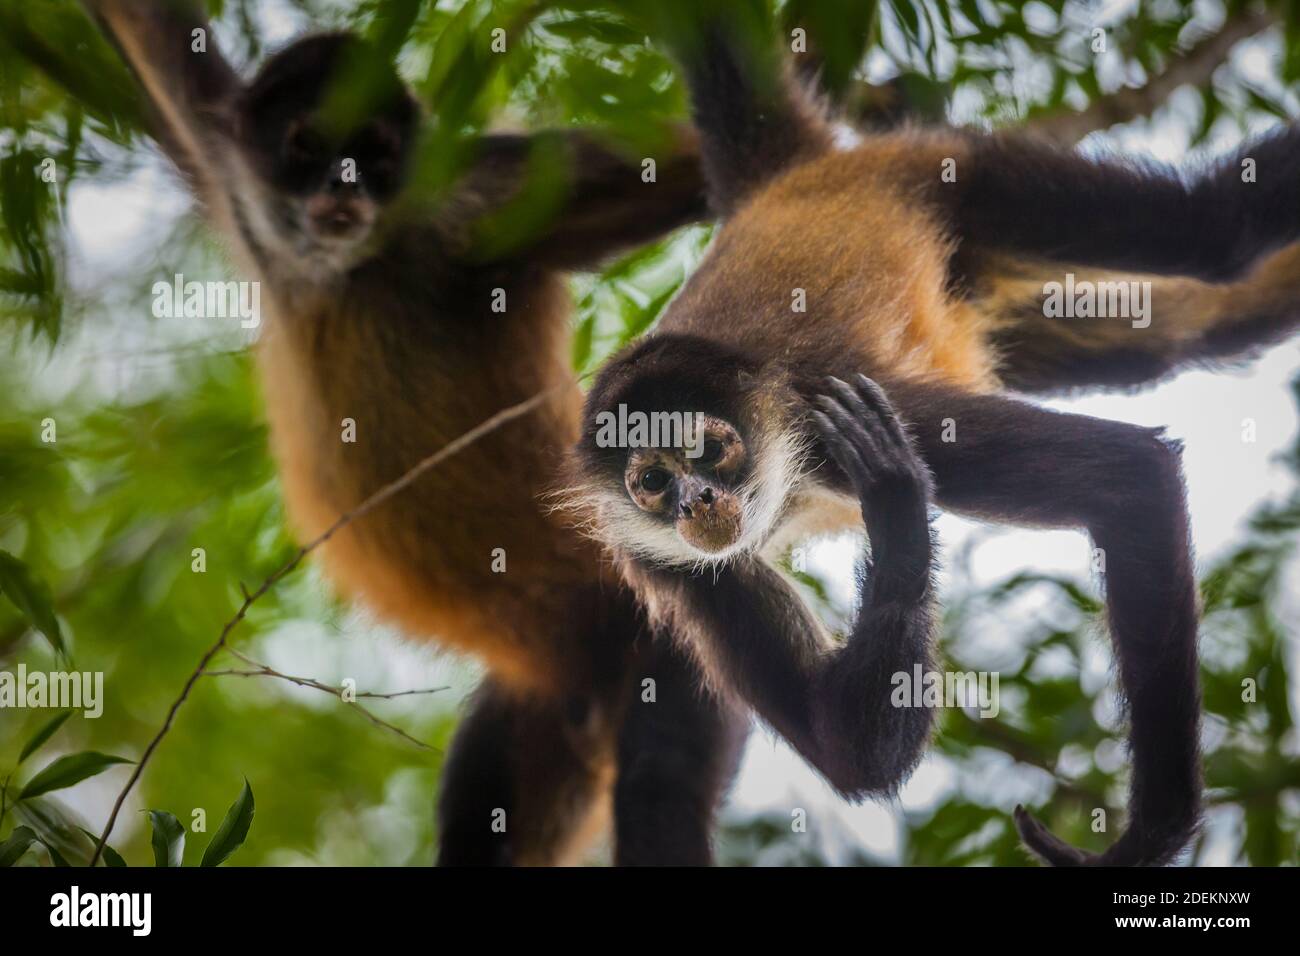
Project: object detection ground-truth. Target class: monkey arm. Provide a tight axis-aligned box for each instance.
[889,380,1203,867]
[633,377,938,798]
[637,553,936,799]
[946,125,1300,282]
[459,126,708,270]
[666,14,835,218]
[535,127,707,269]
[83,0,242,204]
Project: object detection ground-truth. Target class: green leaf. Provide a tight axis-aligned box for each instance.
[570,313,595,375]
[0,549,65,657]
[43,840,71,867]
[544,14,646,46]
[147,810,185,867]
[0,826,38,866]
[77,827,127,867]
[104,843,128,867]
[18,751,131,800]
[13,797,95,866]
[200,779,254,867]
[17,710,72,764]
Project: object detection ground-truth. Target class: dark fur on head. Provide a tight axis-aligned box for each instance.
[238,32,418,199]
[571,333,813,568]
[579,334,764,473]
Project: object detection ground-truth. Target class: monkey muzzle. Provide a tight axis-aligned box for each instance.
[675,482,742,553]
[306,191,370,239]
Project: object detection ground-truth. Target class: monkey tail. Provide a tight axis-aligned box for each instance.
[981,242,1300,395]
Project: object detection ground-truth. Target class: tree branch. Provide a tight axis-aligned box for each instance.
[1026,8,1278,145]
[206,668,444,751]
[205,647,449,751]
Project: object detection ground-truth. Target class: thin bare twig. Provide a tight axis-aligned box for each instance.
[205,666,444,752]
[204,646,448,749]
[220,646,449,700]
[88,387,555,866]
[208,667,446,701]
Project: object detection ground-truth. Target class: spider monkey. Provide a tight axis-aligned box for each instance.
[83,0,749,866]
[572,13,1300,866]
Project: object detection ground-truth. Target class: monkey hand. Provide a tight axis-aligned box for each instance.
[811,375,934,604]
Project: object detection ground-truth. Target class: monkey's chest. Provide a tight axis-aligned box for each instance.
[765,485,864,557]
[252,306,594,661]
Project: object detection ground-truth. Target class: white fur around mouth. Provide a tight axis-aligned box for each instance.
[586,426,812,572]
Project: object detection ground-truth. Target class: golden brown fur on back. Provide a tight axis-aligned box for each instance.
[663,132,1002,393]
[257,258,614,694]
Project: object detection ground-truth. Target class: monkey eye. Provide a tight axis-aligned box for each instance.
[699,439,725,465]
[286,125,328,163]
[640,468,671,493]
[360,124,401,159]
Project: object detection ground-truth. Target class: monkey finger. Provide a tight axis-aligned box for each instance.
[815,394,884,471]
[811,409,872,485]
[828,375,905,456]
[851,374,910,451]
[815,391,881,456]
[825,377,878,435]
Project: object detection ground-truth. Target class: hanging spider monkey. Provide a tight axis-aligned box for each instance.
[572,11,1300,866]
[83,0,750,866]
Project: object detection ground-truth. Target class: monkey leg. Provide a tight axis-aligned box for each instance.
[892,382,1203,867]
[612,640,749,866]
[949,123,1300,282]
[435,678,616,867]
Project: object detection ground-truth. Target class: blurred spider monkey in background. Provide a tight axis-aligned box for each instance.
[573,2,1300,866]
[83,0,751,866]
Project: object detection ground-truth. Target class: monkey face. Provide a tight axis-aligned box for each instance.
[574,335,800,567]
[239,34,418,267]
[278,115,406,244]
[623,417,747,553]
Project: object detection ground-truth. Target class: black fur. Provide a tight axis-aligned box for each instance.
[677,21,830,215]
[613,640,749,866]
[619,375,939,799]
[436,585,745,867]
[888,381,1203,866]
[580,334,763,473]
[464,131,709,270]
[992,297,1300,395]
[953,127,1300,282]
[435,679,527,867]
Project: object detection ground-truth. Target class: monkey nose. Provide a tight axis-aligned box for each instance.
[679,487,715,519]
[307,195,363,237]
